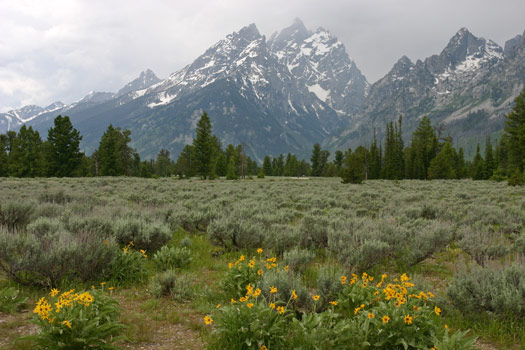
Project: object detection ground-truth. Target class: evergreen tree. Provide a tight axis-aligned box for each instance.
[483,136,496,179]
[0,134,9,177]
[406,116,438,179]
[382,119,405,179]
[310,143,322,176]
[341,147,367,184]
[428,142,457,179]
[46,115,83,177]
[334,150,344,175]
[504,89,525,173]
[369,131,381,179]
[471,144,485,180]
[215,152,227,177]
[226,157,238,180]
[262,155,272,176]
[97,124,133,176]
[297,160,310,176]
[175,145,195,178]
[193,112,213,179]
[155,149,171,177]
[275,154,284,176]
[456,147,467,179]
[8,126,44,177]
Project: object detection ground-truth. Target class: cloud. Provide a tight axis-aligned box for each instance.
[1,0,524,112]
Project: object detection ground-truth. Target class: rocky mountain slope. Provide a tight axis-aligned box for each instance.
[4,20,366,161]
[2,22,523,161]
[326,28,525,156]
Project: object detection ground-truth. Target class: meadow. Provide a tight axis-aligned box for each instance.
[0,177,524,349]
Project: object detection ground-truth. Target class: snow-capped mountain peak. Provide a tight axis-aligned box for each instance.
[269,19,368,115]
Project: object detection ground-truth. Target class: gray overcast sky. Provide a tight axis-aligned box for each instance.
[1,0,524,112]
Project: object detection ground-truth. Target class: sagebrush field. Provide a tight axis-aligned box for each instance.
[0,177,524,349]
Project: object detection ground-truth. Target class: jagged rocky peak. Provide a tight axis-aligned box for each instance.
[389,56,415,79]
[269,18,311,51]
[117,69,161,96]
[442,27,502,65]
[504,33,524,58]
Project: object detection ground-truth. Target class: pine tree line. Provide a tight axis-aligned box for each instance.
[1,89,524,182]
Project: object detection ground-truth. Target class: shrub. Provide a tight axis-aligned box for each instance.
[26,217,62,236]
[282,248,315,273]
[0,287,28,313]
[208,216,264,250]
[447,264,525,318]
[29,287,125,349]
[0,201,34,230]
[257,268,310,311]
[113,217,171,251]
[150,270,195,301]
[207,298,291,350]
[508,170,524,186]
[0,228,118,287]
[105,243,148,285]
[153,246,192,271]
[38,190,73,204]
[316,266,344,306]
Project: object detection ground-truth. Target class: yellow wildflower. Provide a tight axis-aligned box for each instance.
[270,286,277,294]
[257,248,263,254]
[291,289,298,300]
[382,315,390,324]
[204,315,213,325]
[50,288,59,297]
[248,260,255,268]
[283,265,289,272]
[260,346,268,350]
[247,303,254,309]
[269,303,276,309]
[404,315,413,325]
[434,306,441,316]
[257,269,263,276]
[340,275,347,284]
[62,320,72,328]
[253,288,262,297]
[277,306,285,314]
[216,304,221,308]
[368,312,375,319]
[312,295,320,301]
[329,301,338,306]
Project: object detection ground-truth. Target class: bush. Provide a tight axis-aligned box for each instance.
[0,201,34,230]
[282,248,315,273]
[208,216,264,250]
[0,287,28,313]
[38,190,73,204]
[316,266,344,306]
[105,243,148,285]
[447,264,525,318]
[113,217,171,251]
[150,270,195,301]
[257,268,310,311]
[508,170,524,186]
[153,246,192,271]
[29,287,125,349]
[0,228,118,287]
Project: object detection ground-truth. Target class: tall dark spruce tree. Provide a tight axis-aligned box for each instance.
[46,115,83,177]
[193,112,213,179]
[8,125,43,177]
[96,124,134,176]
[504,89,525,174]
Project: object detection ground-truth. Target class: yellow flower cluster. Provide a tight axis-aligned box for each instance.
[122,241,147,258]
[33,288,96,328]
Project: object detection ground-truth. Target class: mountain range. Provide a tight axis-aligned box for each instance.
[1,19,523,161]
